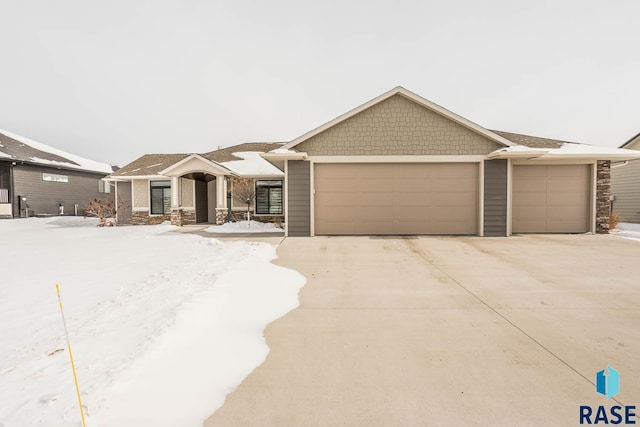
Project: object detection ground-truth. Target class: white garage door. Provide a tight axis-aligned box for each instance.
[512,165,590,233]
[314,163,479,235]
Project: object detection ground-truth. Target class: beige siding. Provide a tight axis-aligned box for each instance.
[132,179,149,208]
[611,159,640,223]
[181,178,195,208]
[512,165,590,233]
[295,94,502,156]
[314,163,479,235]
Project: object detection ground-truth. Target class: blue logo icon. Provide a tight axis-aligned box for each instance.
[596,366,620,399]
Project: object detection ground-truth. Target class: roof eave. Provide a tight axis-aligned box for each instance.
[487,150,548,159]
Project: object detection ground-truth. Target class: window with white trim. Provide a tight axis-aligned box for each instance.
[150,180,171,214]
[42,173,68,183]
[98,180,111,193]
[255,180,282,214]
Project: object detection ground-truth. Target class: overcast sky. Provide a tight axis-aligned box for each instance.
[1,1,639,166]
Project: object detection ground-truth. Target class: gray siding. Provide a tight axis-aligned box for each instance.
[483,159,507,236]
[116,181,132,224]
[13,164,109,217]
[611,159,640,223]
[287,160,310,236]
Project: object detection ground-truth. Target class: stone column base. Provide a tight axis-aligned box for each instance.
[215,208,228,225]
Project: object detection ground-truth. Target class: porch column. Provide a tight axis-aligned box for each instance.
[215,175,228,225]
[171,176,181,208]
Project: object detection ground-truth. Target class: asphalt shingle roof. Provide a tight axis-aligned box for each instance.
[112,143,285,177]
[111,154,190,176]
[492,130,576,148]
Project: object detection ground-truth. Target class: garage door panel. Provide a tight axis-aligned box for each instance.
[356,220,395,234]
[514,192,546,206]
[316,178,358,192]
[513,165,590,233]
[431,220,477,234]
[314,163,478,235]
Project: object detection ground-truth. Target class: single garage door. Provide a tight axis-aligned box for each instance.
[512,165,590,233]
[314,163,479,235]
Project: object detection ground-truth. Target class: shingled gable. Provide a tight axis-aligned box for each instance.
[281,86,514,153]
[620,132,640,150]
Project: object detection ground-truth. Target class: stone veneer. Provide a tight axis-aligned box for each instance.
[130,211,171,225]
[294,94,503,156]
[596,160,611,234]
[170,209,196,226]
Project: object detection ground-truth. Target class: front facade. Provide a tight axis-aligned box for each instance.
[610,133,640,223]
[107,143,285,226]
[0,130,113,219]
[263,87,640,237]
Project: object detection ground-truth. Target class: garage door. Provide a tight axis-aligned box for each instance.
[512,165,590,233]
[314,163,479,235]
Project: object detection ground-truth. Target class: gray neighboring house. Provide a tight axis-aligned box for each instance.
[106,143,284,225]
[0,129,114,219]
[611,132,640,223]
[262,86,640,237]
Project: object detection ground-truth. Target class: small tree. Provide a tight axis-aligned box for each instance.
[84,197,128,226]
[231,178,255,222]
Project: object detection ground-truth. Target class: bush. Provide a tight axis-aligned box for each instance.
[610,212,620,230]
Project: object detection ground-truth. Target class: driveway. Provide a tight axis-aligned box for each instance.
[204,234,640,426]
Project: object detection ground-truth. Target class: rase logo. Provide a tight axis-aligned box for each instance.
[597,366,620,399]
[580,366,636,425]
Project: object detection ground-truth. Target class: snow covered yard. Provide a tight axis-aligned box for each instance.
[0,217,305,427]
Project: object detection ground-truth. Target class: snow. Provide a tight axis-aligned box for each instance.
[0,128,113,174]
[492,143,640,158]
[0,217,305,427]
[220,152,284,176]
[205,220,284,233]
[268,148,298,154]
[612,222,640,242]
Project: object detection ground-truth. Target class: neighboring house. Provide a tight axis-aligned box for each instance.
[261,86,640,237]
[106,143,284,225]
[610,132,640,223]
[0,129,114,219]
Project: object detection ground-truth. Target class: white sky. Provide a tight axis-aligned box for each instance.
[1,0,639,167]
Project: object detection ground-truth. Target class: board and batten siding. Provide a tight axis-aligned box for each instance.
[611,159,640,223]
[483,159,507,236]
[12,164,109,217]
[287,160,311,236]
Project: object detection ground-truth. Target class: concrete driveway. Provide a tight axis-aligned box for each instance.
[205,234,640,426]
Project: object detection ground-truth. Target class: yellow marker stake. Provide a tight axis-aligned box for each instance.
[56,284,87,427]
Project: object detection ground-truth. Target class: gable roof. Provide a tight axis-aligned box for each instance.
[0,128,113,174]
[282,86,515,150]
[620,132,640,149]
[111,142,285,179]
[111,154,190,177]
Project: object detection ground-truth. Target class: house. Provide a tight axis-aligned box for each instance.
[610,132,640,223]
[0,129,114,219]
[106,143,284,225]
[262,86,640,237]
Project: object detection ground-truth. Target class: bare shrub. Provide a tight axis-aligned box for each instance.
[610,212,620,231]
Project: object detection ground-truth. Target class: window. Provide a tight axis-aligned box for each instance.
[255,180,282,214]
[98,180,111,193]
[42,173,68,183]
[150,180,171,214]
